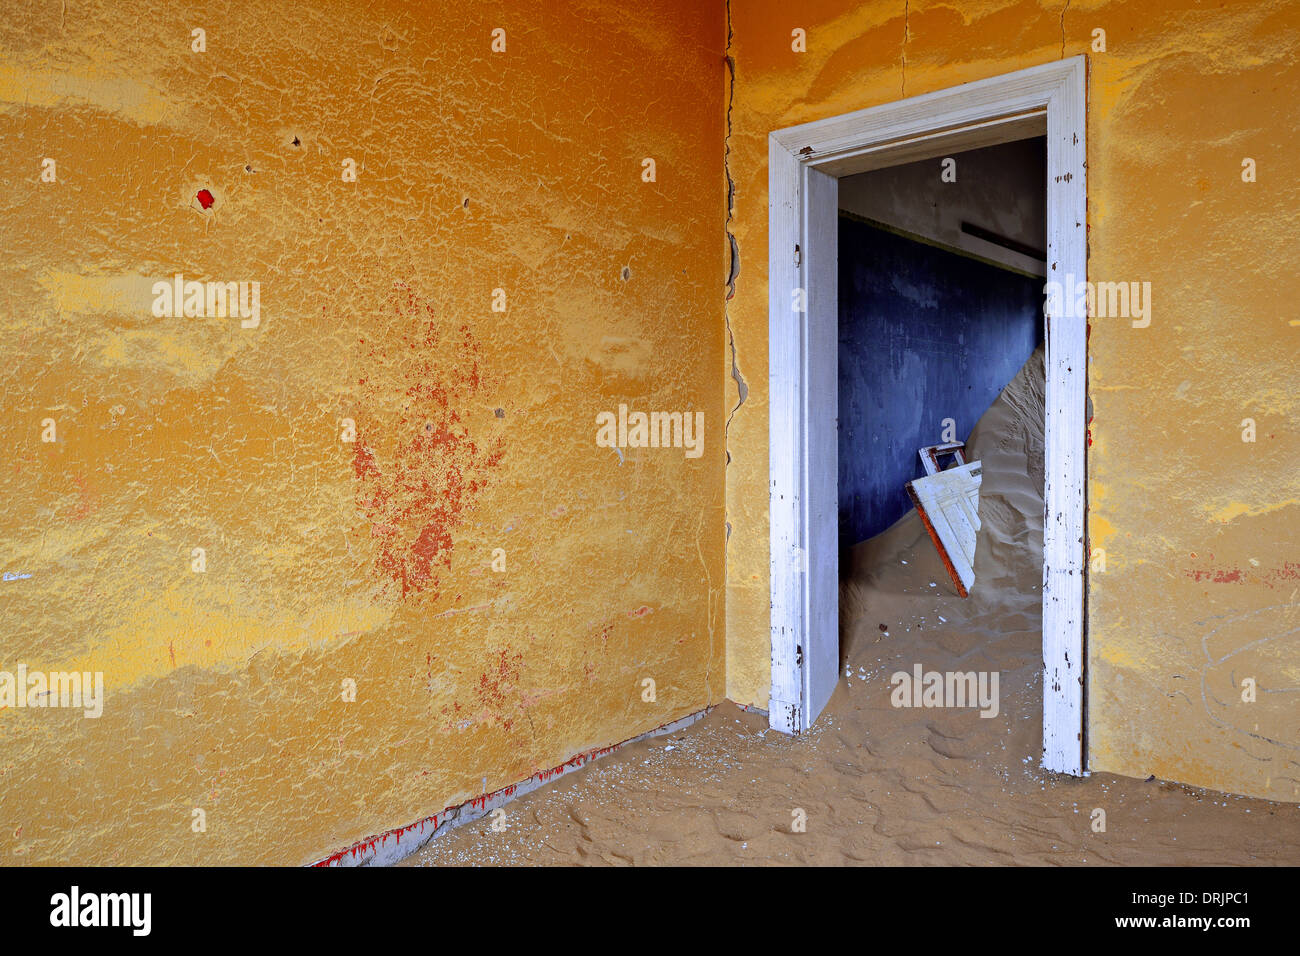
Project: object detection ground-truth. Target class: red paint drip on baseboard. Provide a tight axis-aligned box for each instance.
[312,710,710,867]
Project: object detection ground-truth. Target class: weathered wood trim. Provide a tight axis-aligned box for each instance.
[767,57,1088,775]
[768,135,804,735]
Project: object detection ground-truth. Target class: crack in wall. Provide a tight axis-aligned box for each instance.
[901,0,910,97]
[723,0,747,473]
[1060,0,1072,58]
[721,0,746,694]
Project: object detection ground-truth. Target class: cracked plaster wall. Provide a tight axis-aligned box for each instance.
[0,0,726,864]
[3,0,1298,867]
[723,0,1300,801]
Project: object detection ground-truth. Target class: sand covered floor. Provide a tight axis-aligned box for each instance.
[405,352,1300,866]
[402,693,1300,866]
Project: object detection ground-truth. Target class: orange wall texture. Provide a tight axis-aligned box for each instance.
[724,0,1299,801]
[1,0,726,864]
[3,0,1297,867]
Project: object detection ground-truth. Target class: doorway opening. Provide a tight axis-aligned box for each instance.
[837,137,1049,776]
[767,58,1087,775]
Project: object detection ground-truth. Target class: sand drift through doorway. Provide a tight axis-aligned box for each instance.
[766,57,1088,776]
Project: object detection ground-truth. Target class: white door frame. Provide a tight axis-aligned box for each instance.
[767,56,1088,776]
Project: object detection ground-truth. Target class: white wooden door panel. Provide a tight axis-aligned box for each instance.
[906,461,983,597]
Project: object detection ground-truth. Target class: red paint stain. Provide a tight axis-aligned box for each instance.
[1186,567,1243,584]
[475,647,524,730]
[68,472,100,521]
[1276,561,1300,583]
[352,282,503,599]
[1183,561,1300,588]
[627,605,653,619]
[196,188,214,209]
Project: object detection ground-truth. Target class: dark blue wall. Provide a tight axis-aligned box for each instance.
[837,215,1042,546]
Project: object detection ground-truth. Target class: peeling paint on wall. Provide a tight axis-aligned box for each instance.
[352,283,503,600]
[0,0,727,864]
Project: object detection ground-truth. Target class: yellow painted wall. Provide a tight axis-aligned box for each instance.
[724,0,1299,800]
[3,0,1295,865]
[1,0,726,864]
